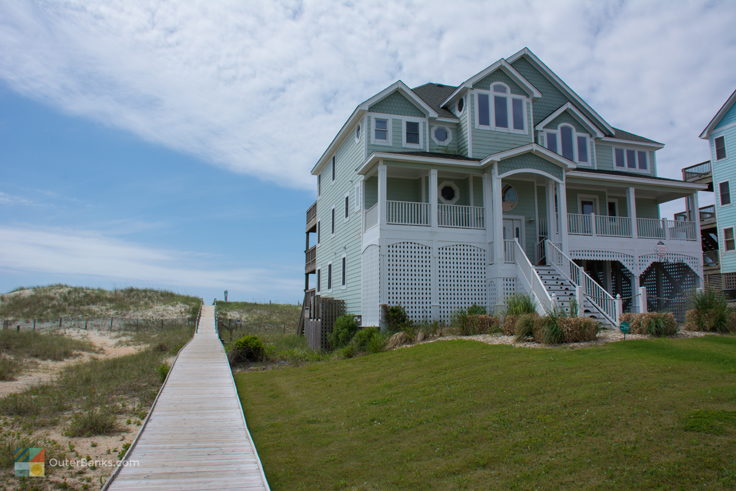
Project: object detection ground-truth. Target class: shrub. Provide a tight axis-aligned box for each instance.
[381,305,411,332]
[157,362,170,382]
[385,331,413,350]
[514,314,538,342]
[466,304,487,315]
[342,327,385,357]
[228,335,265,364]
[502,315,518,335]
[329,315,359,349]
[506,294,536,316]
[66,409,119,437]
[685,289,730,333]
[465,315,500,335]
[558,317,599,343]
[539,314,565,345]
[0,357,20,381]
[620,313,678,337]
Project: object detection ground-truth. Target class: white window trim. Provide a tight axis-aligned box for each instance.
[317,220,321,245]
[438,181,460,205]
[544,124,592,166]
[715,135,727,161]
[431,125,453,145]
[612,146,650,173]
[370,116,392,145]
[344,192,350,221]
[724,227,736,252]
[456,96,465,116]
[578,194,599,215]
[327,262,333,292]
[340,254,347,288]
[316,268,321,292]
[473,83,528,134]
[401,117,424,149]
[718,180,732,207]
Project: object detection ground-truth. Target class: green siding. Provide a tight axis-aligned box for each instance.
[711,111,736,273]
[472,177,483,207]
[469,90,533,158]
[596,143,615,171]
[438,177,471,206]
[498,154,563,182]
[428,123,459,155]
[544,112,587,134]
[635,199,660,219]
[365,176,377,208]
[472,70,526,95]
[369,91,424,117]
[511,57,570,125]
[367,116,427,155]
[387,178,422,202]
[457,97,470,156]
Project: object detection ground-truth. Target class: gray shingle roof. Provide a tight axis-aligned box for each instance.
[612,127,662,146]
[412,83,458,119]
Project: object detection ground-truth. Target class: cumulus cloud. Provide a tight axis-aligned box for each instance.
[0,0,733,198]
[0,225,301,294]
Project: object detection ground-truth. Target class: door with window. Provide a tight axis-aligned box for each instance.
[503,218,524,259]
[579,197,597,235]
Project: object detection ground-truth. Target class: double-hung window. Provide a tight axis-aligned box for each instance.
[725,227,735,251]
[544,124,591,165]
[715,136,727,160]
[614,147,648,172]
[402,119,422,148]
[372,117,391,144]
[341,256,346,286]
[331,156,336,181]
[720,181,731,206]
[327,264,332,290]
[476,83,526,132]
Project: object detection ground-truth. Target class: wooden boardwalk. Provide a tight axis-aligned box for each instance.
[105,305,269,490]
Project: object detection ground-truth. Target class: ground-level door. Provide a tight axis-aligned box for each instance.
[503,217,523,243]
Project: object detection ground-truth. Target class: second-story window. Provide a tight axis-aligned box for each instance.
[327,263,332,290]
[344,195,349,218]
[725,227,735,251]
[372,118,391,144]
[341,256,346,286]
[614,147,648,171]
[545,124,590,165]
[405,121,420,146]
[318,174,321,196]
[331,156,336,181]
[720,181,731,206]
[477,83,526,132]
[331,207,335,234]
[716,136,727,160]
[317,221,321,244]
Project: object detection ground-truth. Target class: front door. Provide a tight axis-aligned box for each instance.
[503,218,523,243]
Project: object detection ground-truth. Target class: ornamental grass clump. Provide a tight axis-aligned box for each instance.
[619,313,678,337]
[685,289,732,333]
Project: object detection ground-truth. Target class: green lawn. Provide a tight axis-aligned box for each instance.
[235,336,736,490]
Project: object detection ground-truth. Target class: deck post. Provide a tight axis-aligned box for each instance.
[429,168,438,229]
[546,181,556,241]
[556,179,569,254]
[491,163,504,264]
[639,286,648,313]
[627,187,638,239]
[377,162,387,227]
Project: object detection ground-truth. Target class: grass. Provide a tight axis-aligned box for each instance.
[0,284,201,320]
[0,357,20,381]
[0,329,97,361]
[236,335,736,490]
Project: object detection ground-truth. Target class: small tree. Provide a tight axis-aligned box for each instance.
[329,315,359,349]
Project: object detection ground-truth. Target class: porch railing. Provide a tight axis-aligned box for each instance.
[386,200,430,226]
[438,204,484,229]
[636,217,666,239]
[545,240,619,326]
[682,160,712,181]
[512,239,555,315]
[568,213,695,241]
[364,203,378,230]
[503,239,515,263]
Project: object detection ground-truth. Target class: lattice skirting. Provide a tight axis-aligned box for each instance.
[438,244,486,322]
[386,241,432,322]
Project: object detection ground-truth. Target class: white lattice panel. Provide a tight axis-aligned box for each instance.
[386,241,432,322]
[639,253,702,277]
[438,244,487,322]
[361,245,380,326]
[488,279,497,309]
[502,277,516,301]
[570,249,635,273]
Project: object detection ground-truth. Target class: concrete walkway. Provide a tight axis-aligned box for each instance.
[105,305,269,490]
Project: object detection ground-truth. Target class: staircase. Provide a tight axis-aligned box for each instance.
[534,266,614,327]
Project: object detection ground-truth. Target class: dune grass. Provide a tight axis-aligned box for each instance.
[236,336,736,490]
[0,329,98,361]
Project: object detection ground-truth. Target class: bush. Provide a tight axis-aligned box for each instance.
[451,305,499,335]
[66,409,119,437]
[620,313,678,337]
[0,357,20,381]
[558,317,599,343]
[228,335,266,364]
[514,314,538,342]
[157,362,170,382]
[539,314,565,345]
[466,304,487,315]
[329,315,359,349]
[381,305,412,332]
[685,289,731,333]
[342,327,385,357]
[506,294,536,316]
[385,331,413,350]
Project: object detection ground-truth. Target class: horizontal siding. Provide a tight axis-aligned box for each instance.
[388,178,422,202]
[710,120,736,273]
[715,102,736,130]
[472,70,526,95]
[428,122,459,155]
[367,115,428,155]
[369,91,425,117]
[498,154,563,182]
[502,179,538,253]
[544,112,587,133]
[469,89,533,158]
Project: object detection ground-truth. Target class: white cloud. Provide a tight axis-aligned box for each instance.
[0,191,34,206]
[0,0,734,201]
[0,225,301,295]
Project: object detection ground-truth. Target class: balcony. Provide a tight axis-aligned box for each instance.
[365,200,485,230]
[681,160,712,190]
[305,245,316,273]
[306,201,317,232]
[567,213,696,241]
[674,204,715,228]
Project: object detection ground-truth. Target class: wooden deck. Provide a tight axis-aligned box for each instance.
[105,305,269,490]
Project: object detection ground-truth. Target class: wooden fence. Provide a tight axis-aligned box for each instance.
[1,317,196,332]
[300,295,345,351]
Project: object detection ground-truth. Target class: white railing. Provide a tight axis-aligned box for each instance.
[512,239,554,315]
[438,204,484,229]
[545,240,619,326]
[568,213,593,235]
[364,203,378,230]
[666,219,696,241]
[636,217,666,239]
[595,214,631,237]
[504,239,515,263]
[386,200,429,226]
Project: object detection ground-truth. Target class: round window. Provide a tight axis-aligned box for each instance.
[355,124,361,142]
[457,97,465,114]
[438,181,460,205]
[432,126,451,145]
[502,185,518,211]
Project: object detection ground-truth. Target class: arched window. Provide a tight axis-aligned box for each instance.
[476,82,526,132]
[560,125,574,161]
[544,123,592,166]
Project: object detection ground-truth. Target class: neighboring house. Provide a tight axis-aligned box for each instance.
[303,47,704,328]
[680,89,736,294]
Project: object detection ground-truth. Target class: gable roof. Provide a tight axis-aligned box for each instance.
[506,47,615,136]
[441,59,542,107]
[359,80,437,117]
[412,83,458,119]
[535,102,604,138]
[700,88,736,139]
[480,143,577,170]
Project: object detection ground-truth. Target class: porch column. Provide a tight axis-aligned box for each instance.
[627,186,637,239]
[546,181,556,242]
[691,191,703,288]
[429,168,438,229]
[556,179,569,254]
[482,171,493,240]
[633,273,642,313]
[377,162,387,227]
[492,163,504,263]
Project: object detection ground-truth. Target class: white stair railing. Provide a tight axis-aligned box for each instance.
[512,239,555,315]
[545,240,619,326]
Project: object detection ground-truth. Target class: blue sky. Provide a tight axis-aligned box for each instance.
[1,0,735,302]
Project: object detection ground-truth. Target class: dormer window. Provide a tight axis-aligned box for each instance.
[402,119,423,148]
[614,147,648,171]
[475,83,526,133]
[544,124,591,166]
[371,117,391,145]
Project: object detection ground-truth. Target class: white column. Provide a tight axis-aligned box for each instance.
[377,162,387,227]
[691,191,703,288]
[639,286,648,313]
[632,273,642,312]
[546,181,556,242]
[429,169,438,229]
[627,186,637,239]
[492,163,504,263]
[556,179,569,254]
[482,171,493,241]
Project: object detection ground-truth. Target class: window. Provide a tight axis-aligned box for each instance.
[607,201,618,216]
[725,227,735,251]
[331,207,335,234]
[614,147,648,171]
[431,126,451,145]
[716,136,727,160]
[355,124,361,143]
[476,83,526,132]
[438,181,459,204]
[502,185,518,211]
[403,120,421,147]
[372,118,390,144]
[580,199,595,215]
[720,181,731,206]
[457,97,465,114]
[331,156,335,181]
[317,174,321,196]
[327,263,332,290]
[317,221,321,244]
[344,195,349,218]
[316,269,321,292]
[545,124,591,165]
[341,256,346,286]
